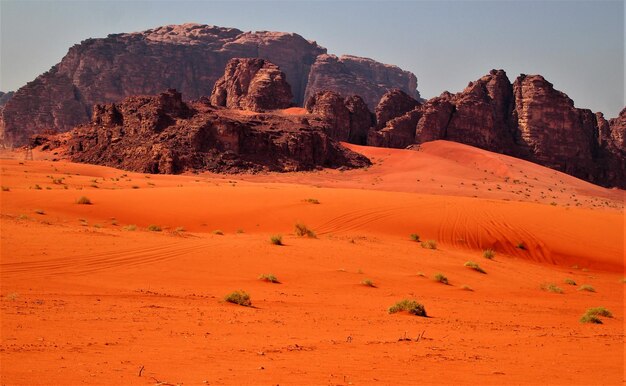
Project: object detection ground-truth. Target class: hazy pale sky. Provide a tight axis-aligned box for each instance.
[1,0,624,117]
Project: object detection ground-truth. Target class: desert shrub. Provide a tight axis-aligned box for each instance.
[34,209,45,215]
[564,278,577,286]
[409,233,420,242]
[579,314,602,324]
[174,226,185,233]
[294,223,316,238]
[483,249,496,259]
[212,229,224,235]
[516,242,526,250]
[259,274,279,283]
[5,292,19,301]
[417,272,426,277]
[460,285,473,291]
[578,284,595,292]
[76,196,92,205]
[434,273,448,284]
[541,283,564,293]
[388,299,427,316]
[1,186,9,192]
[464,261,486,274]
[17,214,28,220]
[421,240,437,249]
[236,229,244,234]
[361,279,376,287]
[585,307,612,318]
[304,198,320,204]
[123,224,137,231]
[270,235,283,245]
[147,224,162,232]
[33,184,42,190]
[224,290,251,307]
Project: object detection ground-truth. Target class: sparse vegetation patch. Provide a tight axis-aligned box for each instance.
[434,273,449,284]
[76,196,92,205]
[224,290,252,307]
[421,240,437,249]
[409,233,420,242]
[464,261,486,274]
[259,274,279,283]
[541,283,564,293]
[578,284,595,292]
[147,224,162,232]
[564,278,576,286]
[270,235,283,245]
[294,223,316,238]
[483,249,495,259]
[388,299,426,316]
[361,279,376,287]
[580,307,612,324]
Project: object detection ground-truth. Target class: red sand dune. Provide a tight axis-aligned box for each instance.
[1,141,624,385]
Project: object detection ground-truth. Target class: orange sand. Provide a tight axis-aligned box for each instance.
[1,141,624,385]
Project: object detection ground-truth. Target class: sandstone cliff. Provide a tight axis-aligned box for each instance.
[54,89,370,173]
[0,23,418,146]
[368,70,625,188]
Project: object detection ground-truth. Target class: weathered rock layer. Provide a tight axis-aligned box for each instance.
[0,23,418,146]
[55,89,370,174]
[368,70,625,188]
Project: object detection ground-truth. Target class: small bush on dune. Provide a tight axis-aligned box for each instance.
[270,235,283,245]
[580,307,612,324]
[123,224,137,231]
[388,299,426,316]
[541,283,563,294]
[434,273,449,285]
[564,278,577,286]
[294,223,316,238]
[147,224,162,232]
[1,186,9,192]
[483,249,496,259]
[421,240,437,249]
[212,229,224,235]
[464,261,486,274]
[578,284,595,293]
[515,242,526,250]
[409,233,420,242]
[304,198,320,204]
[460,285,473,291]
[76,196,92,205]
[224,290,252,307]
[361,279,376,287]
[259,274,279,283]
[34,209,45,215]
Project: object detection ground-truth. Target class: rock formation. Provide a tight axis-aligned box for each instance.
[304,54,419,111]
[375,89,420,130]
[0,91,14,106]
[368,69,625,188]
[52,89,369,174]
[0,23,418,146]
[209,58,293,112]
[305,91,373,145]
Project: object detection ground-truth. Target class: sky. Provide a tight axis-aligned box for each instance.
[0,0,624,117]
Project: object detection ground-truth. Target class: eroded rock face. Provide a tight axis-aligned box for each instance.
[366,69,625,188]
[0,23,418,146]
[305,91,373,144]
[375,89,420,130]
[0,92,13,107]
[210,58,292,111]
[304,54,419,110]
[60,89,370,174]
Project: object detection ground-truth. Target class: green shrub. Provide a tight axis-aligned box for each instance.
[147,224,162,232]
[578,284,595,293]
[294,223,316,238]
[76,196,92,205]
[434,273,448,284]
[270,235,283,245]
[224,290,252,307]
[580,307,612,324]
[259,274,279,283]
[541,283,563,294]
[483,249,495,259]
[564,278,577,286]
[388,299,427,316]
[421,240,437,249]
[579,314,602,324]
[409,233,420,242]
[464,261,486,274]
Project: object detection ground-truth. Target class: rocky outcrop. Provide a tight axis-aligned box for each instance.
[368,69,625,188]
[375,89,420,130]
[209,58,292,111]
[304,54,419,111]
[305,91,373,144]
[0,91,13,106]
[1,23,418,146]
[57,89,370,174]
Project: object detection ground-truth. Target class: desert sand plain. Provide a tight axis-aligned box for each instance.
[1,140,624,385]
